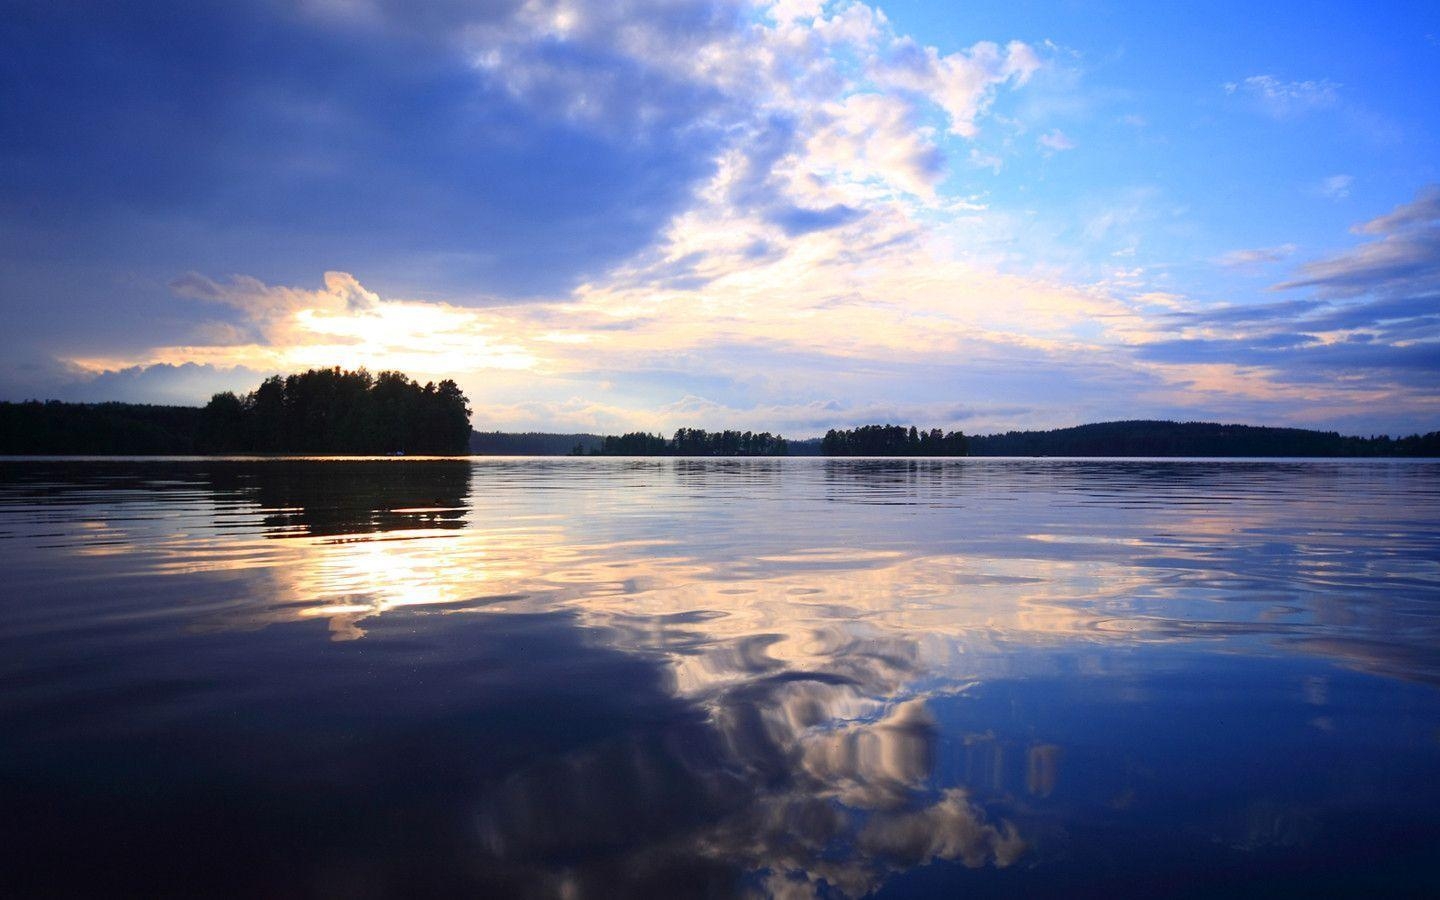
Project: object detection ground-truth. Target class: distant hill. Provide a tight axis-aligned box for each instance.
[968,420,1440,457]
[469,431,604,455]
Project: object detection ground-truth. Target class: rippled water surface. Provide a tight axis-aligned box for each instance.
[3,457,1439,897]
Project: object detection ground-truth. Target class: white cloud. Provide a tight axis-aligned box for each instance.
[967,148,1003,173]
[1037,128,1075,152]
[1224,74,1341,117]
[805,93,946,198]
[874,37,1041,138]
[1214,244,1299,268]
[1316,174,1354,199]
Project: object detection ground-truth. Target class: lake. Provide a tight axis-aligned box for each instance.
[2,457,1439,897]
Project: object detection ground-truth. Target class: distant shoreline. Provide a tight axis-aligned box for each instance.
[2,400,1436,458]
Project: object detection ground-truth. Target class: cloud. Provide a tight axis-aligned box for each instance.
[873,37,1041,138]
[968,148,1004,173]
[68,272,538,388]
[170,271,380,330]
[1214,244,1299,268]
[61,172,1439,433]
[1136,335,1439,379]
[2,2,1050,325]
[1129,187,1440,418]
[1351,184,1440,235]
[803,93,948,199]
[767,203,865,237]
[1316,174,1354,199]
[0,0,1051,394]
[1278,185,1440,297]
[5,3,1434,435]
[1037,129,1076,152]
[1,1,741,299]
[1223,74,1341,117]
[0,360,264,405]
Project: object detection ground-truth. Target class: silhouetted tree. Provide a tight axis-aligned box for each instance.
[198,392,246,453]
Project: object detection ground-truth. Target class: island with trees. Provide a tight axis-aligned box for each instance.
[820,424,969,456]
[196,368,471,454]
[1,367,471,455]
[587,428,789,456]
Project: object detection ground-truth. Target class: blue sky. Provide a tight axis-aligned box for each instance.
[2,0,1437,435]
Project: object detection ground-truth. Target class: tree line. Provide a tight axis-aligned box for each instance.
[198,368,471,454]
[470,431,604,455]
[821,425,969,456]
[7,397,1440,459]
[588,428,790,456]
[0,400,203,454]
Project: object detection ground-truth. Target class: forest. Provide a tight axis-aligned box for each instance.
[470,431,604,455]
[821,425,969,456]
[0,400,203,454]
[590,428,789,456]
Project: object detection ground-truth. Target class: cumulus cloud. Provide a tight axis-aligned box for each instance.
[873,37,1041,138]
[803,93,948,198]
[2,0,1050,349]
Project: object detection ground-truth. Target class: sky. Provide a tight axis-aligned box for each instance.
[2,0,1438,437]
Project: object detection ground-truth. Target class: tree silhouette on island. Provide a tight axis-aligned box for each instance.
[197,368,472,454]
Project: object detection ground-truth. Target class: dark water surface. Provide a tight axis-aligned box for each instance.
[2,457,1439,898]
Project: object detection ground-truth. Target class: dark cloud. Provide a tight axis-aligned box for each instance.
[768,203,865,236]
[0,0,735,302]
[1137,336,1440,382]
[0,359,262,404]
[1165,294,1438,344]
[1165,299,1324,326]
[1301,293,1439,333]
[1353,184,1440,236]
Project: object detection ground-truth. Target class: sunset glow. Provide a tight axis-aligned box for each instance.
[3,2,1437,433]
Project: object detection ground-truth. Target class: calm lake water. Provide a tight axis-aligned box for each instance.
[2,457,1439,898]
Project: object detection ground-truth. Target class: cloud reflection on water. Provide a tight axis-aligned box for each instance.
[3,457,1439,896]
